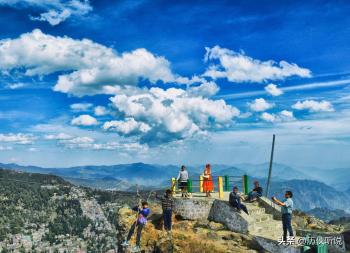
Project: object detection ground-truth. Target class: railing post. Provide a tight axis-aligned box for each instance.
[187,179,193,193]
[171,177,176,194]
[243,175,249,195]
[224,175,229,192]
[218,176,224,199]
[199,175,203,192]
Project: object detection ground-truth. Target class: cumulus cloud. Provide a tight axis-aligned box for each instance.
[0,0,93,26]
[280,110,295,120]
[0,133,36,144]
[249,98,274,112]
[71,114,98,126]
[204,46,311,83]
[186,81,220,97]
[70,103,93,111]
[94,106,110,116]
[264,83,283,96]
[103,118,151,135]
[292,100,334,112]
[108,86,240,145]
[260,110,295,123]
[261,112,276,122]
[0,29,177,96]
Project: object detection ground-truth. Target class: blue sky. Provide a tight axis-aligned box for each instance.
[0,0,350,169]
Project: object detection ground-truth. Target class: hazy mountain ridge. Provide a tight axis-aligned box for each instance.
[307,208,350,222]
[297,166,350,191]
[1,162,350,213]
[268,179,350,212]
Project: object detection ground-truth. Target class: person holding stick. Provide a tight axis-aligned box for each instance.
[121,201,150,252]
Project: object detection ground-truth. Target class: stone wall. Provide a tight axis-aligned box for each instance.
[173,198,214,220]
[173,198,250,234]
[208,200,249,234]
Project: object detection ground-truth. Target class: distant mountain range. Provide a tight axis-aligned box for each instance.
[1,162,349,213]
[307,208,350,222]
[299,167,350,191]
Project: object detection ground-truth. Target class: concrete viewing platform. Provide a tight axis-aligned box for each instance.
[173,191,231,200]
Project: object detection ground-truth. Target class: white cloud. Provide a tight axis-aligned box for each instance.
[56,135,147,151]
[88,142,147,151]
[70,102,93,111]
[59,136,94,149]
[94,106,109,116]
[71,114,98,126]
[5,83,27,89]
[249,98,274,112]
[0,133,36,144]
[219,79,350,100]
[280,110,295,120]
[108,86,240,144]
[261,110,295,123]
[0,0,93,26]
[292,100,334,112]
[204,46,311,83]
[261,112,276,122]
[60,136,94,144]
[0,29,178,96]
[264,83,283,96]
[186,81,220,97]
[103,118,151,135]
[44,133,73,140]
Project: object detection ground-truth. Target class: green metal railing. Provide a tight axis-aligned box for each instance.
[172,174,249,195]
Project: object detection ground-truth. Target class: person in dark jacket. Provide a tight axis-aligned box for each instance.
[121,201,150,252]
[246,180,263,202]
[155,189,174,232]
[229,186,249,215]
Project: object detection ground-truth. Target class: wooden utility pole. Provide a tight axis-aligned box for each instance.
[265,134,276,197]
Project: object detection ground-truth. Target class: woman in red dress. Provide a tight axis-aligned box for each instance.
[202,164,214,197]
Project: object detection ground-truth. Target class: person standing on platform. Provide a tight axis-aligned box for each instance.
[177,165,189,198]
[202,164,214,197]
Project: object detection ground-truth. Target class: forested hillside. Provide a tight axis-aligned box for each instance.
[0,169,119,252]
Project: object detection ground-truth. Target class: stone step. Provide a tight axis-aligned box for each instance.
[244,202,261,208]
[250,221,282,234]
[246,207,265,215]
[250,213,273,223]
